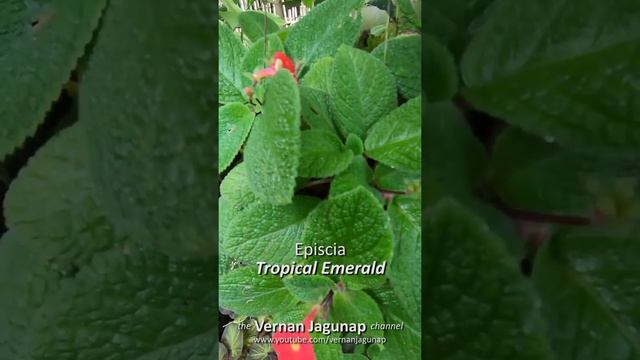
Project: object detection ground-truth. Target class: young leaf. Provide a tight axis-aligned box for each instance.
[330,156,381,202]
[534,228,640,358]
[365,96,421,173]
[302,187,393,287]
[238,11,280,43]
[300,86,337,133]
[219,21,247,104]
[283,275,335,302]
[372,34,422,99]
[329,290,385,337]
[244,70,301,205]
[285,0,364,70]
[219,103,255,173]
[346,133,364,156]
[373,164,419,192]
[223,196,320,264]
[462,0,640,152]
[219,267,299,317]
[0,0,107,159]
[81,0,216,257]
[301,56,334,92]
[299,129,353,177]
[425,200,552,359]
[331,45,397,139]
[424,35,458,102]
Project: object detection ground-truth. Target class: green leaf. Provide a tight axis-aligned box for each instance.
[425,200,552,359]
[0,233,216,359]
[424,101,488,202]
[331,45,397,139]
[372,34,422,99]
[424,35,458,102]
[219,21,247,104]
[223,196,320,263]
[221,323,244,359]
[244,70,301,204]
[0,0,107,159]
[330,156,381,202]
[370,285,421,359]
[373,164,419,192]
[346,133,364,156]
[238,11,280,43]
[301,56,334,92]
[286,0,363,70]
[330,290,385,337]
[81,0,216,257]
[219,267,299,316]
[491,127,594,217]
[220,0,243,28]
[365,96,421,173]
[219,103,255,173]
[461,0,640,152]
[534,228,640,358]
[394,0,421,29]
[241,33,284,75]
[283,275,335,302]
[299,129,353,177]
[312,333,344,360]
[300,86,337,133]
[302,187,393,287]
[246,342,272,360]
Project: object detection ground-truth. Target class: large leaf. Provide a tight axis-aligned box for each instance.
[219,21,247,104]
[219,102,255,173]
[285,0,363,70]
[365,96,421,173]
[425,200,552,359]
[0,0,107,159]
[302,187,393,288]
[461,0,640,153]
[331,45,397,139]
[244,70,301,205]
[219,267,299,316]
[299,129,353,177]
[372,34,422,99]
[238,11,280,43]
[81,0,216,257]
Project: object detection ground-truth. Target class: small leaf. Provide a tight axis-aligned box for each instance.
[283,275,335,302]
[372,34,422,99]
[331,45,397,139]
[373,164,419,192]
[219,103,255,173]
[365,96,421,173]
[219,267,299,316]
[244,70,301,204]
[330,156,382,202]
[238,11,280,43]
[299,129,353,177]
[346,133,364,156]
[286,0,364,70]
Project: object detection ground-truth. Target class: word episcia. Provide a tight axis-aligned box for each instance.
[256,243,387,277]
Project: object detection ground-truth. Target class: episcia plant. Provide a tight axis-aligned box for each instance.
[218,0,421,359]
[425,0,640,358]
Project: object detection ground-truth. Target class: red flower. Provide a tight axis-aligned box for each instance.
[272,305,319,360]
[252,51,297,83]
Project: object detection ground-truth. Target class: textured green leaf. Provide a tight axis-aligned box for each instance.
[300,86,337,133]
[346,133,364,156]
[241,33,284,75]
[462,0,640,152]
[372,34,422,99]
[312,333,344,360]
[373,164,419,192]
[0,233,216,359]
[219,103,255,173]
[425,200,552,359]
[330,290,385,337]
[534,228,640,359]
[331,45,397,139]
[283,275,335,302]
[330,156,381,203]
[370,285,421,359]
[219,21,247,104]
[491,127,594,216]
[223,196,319,263]
[394,0,421,29]
[365,96,421,173]
[302,187,393,287]
[238,10,280,43]
[301,56,334,92]
[219,267,299,316]
[82,0,216,257]
[244,70,301,204]
[299,129,353,177]
[286,0,363,70]
[424,35,458,102]
[0,0,107,159]
[424,101,488,202]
